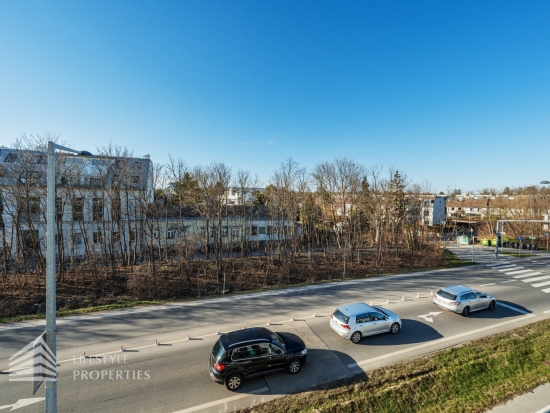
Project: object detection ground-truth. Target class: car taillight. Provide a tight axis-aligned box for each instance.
[450,301,459,305]
[340,324,350,330]
[213,362,225,372]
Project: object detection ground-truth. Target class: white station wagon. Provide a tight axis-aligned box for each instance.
[330,302,402,344]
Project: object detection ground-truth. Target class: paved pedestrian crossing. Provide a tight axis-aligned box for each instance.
[486,262,550,293]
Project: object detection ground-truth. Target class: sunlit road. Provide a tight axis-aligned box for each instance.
[2,247,550,412]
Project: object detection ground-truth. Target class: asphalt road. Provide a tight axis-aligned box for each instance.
[2,245,550,413]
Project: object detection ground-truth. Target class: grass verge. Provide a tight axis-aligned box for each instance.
[240,319,550,413]
[0,300,165,324]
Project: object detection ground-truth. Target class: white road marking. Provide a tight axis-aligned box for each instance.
[514,272,543,278]
[418,312,442,323]
[497,302,530,314]
[480,283,495,286]
[542,288,550,293]
[505,269,532,275]
[172,387,269,413]
[522,275,550,283]
[496,265,521,271]
[0,398,44,410]
[347,313,536,369]
[543,310,550,314]
[532,281,550,288]
[486,263,515,267]
[533,403,550,413]
[503,280,518,283]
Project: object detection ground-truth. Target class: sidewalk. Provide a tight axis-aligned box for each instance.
[486,383,550,413]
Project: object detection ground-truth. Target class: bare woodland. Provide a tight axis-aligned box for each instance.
[1,135,548,318]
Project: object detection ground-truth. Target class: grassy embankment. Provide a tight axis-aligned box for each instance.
[241,319,550,413]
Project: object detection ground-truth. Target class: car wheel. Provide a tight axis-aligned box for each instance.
[287,359,302,374]
[462,306,471,317]
[390,323,400,334]
[225,374,243,391]
[488,300,496,310]
[351,331,362,344]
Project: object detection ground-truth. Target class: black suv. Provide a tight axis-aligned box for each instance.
[209,327,308,391]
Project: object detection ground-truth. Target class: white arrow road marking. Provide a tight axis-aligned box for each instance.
[418,312,442,323]
[0,398,44,411]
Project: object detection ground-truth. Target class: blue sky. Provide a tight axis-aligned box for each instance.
[1,1,549,193]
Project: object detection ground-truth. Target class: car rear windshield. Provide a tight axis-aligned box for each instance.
[212,340,225,361]
[437,289,457,300]
[333,309,350,324]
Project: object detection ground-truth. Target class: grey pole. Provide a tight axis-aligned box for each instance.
[46,142,57,413]
[471,227,474,263]
[495,221,499,260]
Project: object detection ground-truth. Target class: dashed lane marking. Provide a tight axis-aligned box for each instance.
[480,283,495,286]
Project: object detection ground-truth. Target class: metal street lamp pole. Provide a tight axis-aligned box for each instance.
[46,142,92,413]
[471,227,474,263]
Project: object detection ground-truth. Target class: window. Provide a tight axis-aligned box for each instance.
[129,230,137,242]
[231,345,264,361]
[424,210,430,216]
[267,226,275,235]
[251,226,258,236]
[72,198,84,221]
[27,197,40,215]
[56,197,63,218]
[332,309,349,324]
[90,177,102,188]
[200,227,206,236]
[221,227,228,237]
[153,230,159,239]
[368,312,386,321]
[131,175,140,186]
[73,233,83,246]
[4,153,18,162]
[462,292,475,300]
[111,197,121,220]
[178,226,188,237]
[356,313,370,324]
[21,230,39,250]
[258,226,267,235]
[92,198,103,221]
[93,232,102,244]
[231,227,240,237]
[112,232,120,242]
[166,229,175,239]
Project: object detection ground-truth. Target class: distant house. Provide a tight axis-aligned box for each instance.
[147,205,296,250]
[224,187,264,206]
[446,198,489,219]
[407,195,447,226]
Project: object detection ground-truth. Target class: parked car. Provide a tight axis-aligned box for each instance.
[209,327,308,391]
[330,302,402,344]
[433,285,496,317]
